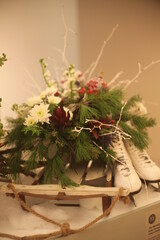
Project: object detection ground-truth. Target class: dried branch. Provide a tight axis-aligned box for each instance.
[60,5,77,68]
[108,71,123,87]
[111,59,160,90]
[85,24,119,81]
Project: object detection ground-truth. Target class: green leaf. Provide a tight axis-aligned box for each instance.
[23,124,44,136]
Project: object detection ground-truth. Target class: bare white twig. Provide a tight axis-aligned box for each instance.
[143,59,160,71]
[85,24,119,81]
[108,71,123,87]
[60,6,77,68]
[123,62,142,90]
[115,101,127,129]
[111,59,160,90]
[72,117,131,139]
[72,126,93,136]
[92,141,127,166]
[83,62,95,79]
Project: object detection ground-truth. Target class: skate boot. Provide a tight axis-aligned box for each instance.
[111,135,142,194]
[124,140,160,183]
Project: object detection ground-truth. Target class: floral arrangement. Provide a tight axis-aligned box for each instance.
[0,56,156,186]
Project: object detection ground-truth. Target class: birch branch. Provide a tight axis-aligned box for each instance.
[85,24,119,81]
[111,59,160,90]
[108,71,123,87]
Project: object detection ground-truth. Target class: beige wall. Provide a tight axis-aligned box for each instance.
[78,0,160,161]
[0,0,79,121]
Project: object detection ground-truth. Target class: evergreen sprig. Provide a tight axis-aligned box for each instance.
[0,53,7,67]
[75,132,101,162]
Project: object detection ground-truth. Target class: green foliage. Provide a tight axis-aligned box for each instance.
[25,150,37,170]
[6,118,25,145]
[9,151,21,179]
[0,53,7,67]
[79,104,100,124]
[39,58,50,87]
[120,121,149,150]
[23,124,45,137]
[125,94,142,110]
[44,154,77,186]
[75,131,101,162]
[131,115,156,130]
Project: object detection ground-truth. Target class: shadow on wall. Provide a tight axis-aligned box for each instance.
[78,0,160,161]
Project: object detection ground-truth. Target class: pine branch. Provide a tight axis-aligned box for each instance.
[75,132,101,162]
[131,115,156,130]
[79,104,100,124]
[125,95,142,110]
[120,121,149,150]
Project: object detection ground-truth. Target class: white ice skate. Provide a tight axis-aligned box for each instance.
[111,135,142,194]
[124,140,160,184]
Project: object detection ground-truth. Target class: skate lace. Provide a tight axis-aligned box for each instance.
[112,138,132,177]
[129,145,155,167]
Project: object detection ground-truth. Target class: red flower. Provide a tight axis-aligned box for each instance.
[89,117,115,139]
[101,81,108,89]
[86,88,98,94]
[50,106,71,129]
[54,92,60,96]
[78,87,86,95]
[87,79,98,89]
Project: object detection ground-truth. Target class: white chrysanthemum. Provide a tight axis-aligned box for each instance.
[40,86,58,99]
[29,103,51,124]
[24,116,38,126]
[63,107,73,120]
[27,96,42,107]
[48,95,61,105]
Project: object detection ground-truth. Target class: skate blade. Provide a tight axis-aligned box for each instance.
[149,182,160,192]
[129,194,136,206]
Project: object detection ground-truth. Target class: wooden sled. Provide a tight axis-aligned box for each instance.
[0,183,130,212]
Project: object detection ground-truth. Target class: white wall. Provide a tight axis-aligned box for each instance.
[0,0,79,123]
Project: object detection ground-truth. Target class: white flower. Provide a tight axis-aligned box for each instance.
[75,70,82,78]
[24,116,38,126]
[27,96,42,107]
[48,95,61,105]
[40,91,46,99]
[48,80,57,87]
[29,103,51,124]
[63,107,73,120]
[44,70,51,78]
[40,86,58,99]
